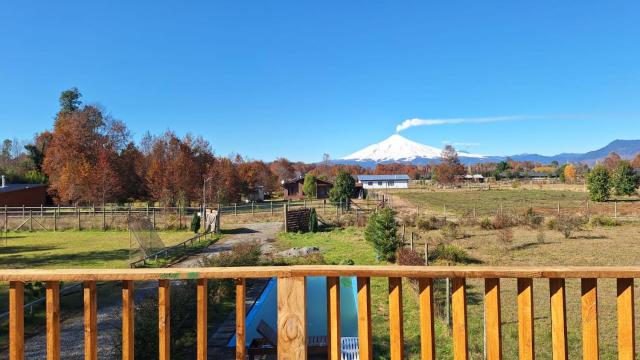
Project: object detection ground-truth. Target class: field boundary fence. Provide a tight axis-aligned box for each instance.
[0,198,386,232]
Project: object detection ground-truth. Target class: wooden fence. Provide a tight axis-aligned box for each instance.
[1,266,639,359]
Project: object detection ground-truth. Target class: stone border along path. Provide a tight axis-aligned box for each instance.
[12,221,283,359]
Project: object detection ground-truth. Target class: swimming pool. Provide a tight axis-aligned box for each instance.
[228,276,359,347]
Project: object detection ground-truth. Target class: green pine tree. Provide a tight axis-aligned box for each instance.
[364,207,402,262]
[302,173,317,199]
[329,171,355,203]
[612,161,639,196]
[190,213,201,233]
[309,208,318,233]
[586,165,611,202]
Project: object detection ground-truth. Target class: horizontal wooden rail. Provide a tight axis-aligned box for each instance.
[4,265,640,281]
[2,266,639,359]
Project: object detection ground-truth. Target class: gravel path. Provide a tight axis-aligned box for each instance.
[9,222,283,359]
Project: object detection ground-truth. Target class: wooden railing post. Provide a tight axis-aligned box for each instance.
[419,278,436,360]
[617,278,635,360]
[451,278,468,360]
[388,277,404,360]
[484,278,502,360]
[517,278,535,360]
[10,281,24,359]
[197,279,208,360]
[549,278,568,360]
[159,279,171,360]
[83,281,97,360]
[236,278,246,360]
[581,278,599,360]
[277,276,307,360]
[327,277,341,360]
[122,280,135,360]
[357,277,372,360]
[46,281,61,360]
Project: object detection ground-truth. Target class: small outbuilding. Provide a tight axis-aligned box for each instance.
[281,176,333,200]
[0,176,48,207]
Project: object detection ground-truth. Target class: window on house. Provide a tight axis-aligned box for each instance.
[378,181,383,186]
[388,181,394,186]
[368,181,373,186]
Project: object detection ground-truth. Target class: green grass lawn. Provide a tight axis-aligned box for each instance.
[392,189,596,217]
[0,230,195,269]
[278,228,454,359]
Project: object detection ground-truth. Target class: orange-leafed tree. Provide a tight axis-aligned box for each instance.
[563,164,577,183]
[433,145,466,184]
[603,152,622,172]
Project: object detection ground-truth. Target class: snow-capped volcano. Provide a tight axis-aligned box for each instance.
[342,134,485,162]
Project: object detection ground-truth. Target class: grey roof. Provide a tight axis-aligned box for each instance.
[357,174,410,181]
[0,184,47,194]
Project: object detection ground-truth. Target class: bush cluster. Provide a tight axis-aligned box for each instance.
[589,215,618,227]
[548,214,587,238]
[430,244,469,264]
[396,248,425,266]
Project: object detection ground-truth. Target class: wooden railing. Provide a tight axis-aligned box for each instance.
[2,266,639,359]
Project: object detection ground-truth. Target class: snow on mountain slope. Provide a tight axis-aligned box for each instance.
[342,134,485,162]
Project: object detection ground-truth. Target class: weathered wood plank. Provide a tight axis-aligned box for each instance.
[549,278,568,360]
[46,281,61,360]
[357,277,372,360]
[83,281,97,360]
[277,277,307,360]
[484,278,502,360]
[580,278,598,360]
[327,277,341,360]
[389,277,404,360]
[517,278,535,360]
[235,278,246,360]
[159,279,171,360]
[617,278,635,360]
[451,278,468,360]
[418,278,435,360]
[10,281,24,359]
[122,280,135,360]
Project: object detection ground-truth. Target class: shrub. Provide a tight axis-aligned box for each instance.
[536,228,545,244]
[401,212,418,227]
[431,244,468,263]
[309,208,318,232]
[589,215,618,227]
[479,217,493,230]
[396,248,425,266]
[496,228,514,246]
[365,207,402,262]
[417,216,447,231]
[511,180,521,189]
[551,215,587,239]
[492,214,516,229]
[440,222,461,241]
[523,207,544,228]
[190,213,201,233]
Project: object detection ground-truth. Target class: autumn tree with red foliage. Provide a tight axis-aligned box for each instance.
[433,145,466,184]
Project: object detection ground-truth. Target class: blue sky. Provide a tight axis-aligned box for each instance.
[1,1,639,162]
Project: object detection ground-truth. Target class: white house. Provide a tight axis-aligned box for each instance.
[357,174,410,189]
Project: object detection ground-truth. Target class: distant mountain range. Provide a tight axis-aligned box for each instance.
[334,135,640,167]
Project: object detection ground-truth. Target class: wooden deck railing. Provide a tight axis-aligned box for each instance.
[2,266,639,359]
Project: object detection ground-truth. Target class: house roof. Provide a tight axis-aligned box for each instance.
[0,184,47,194]
[281,175,333,187]
[357,174,410,181]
